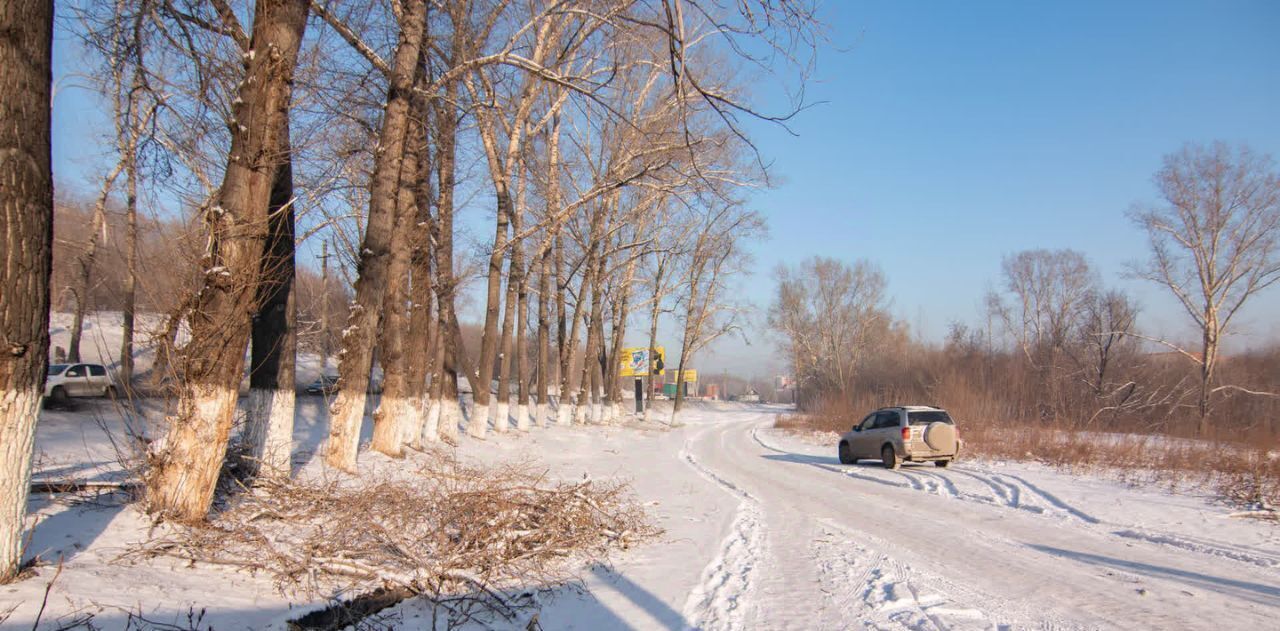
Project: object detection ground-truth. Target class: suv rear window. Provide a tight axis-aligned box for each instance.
[908,410,953,425]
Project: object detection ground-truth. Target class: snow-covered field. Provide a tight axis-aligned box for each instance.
[4,402,1279,629]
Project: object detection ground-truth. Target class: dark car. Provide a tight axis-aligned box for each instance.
[305,375,340,395]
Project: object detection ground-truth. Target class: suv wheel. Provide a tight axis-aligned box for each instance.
[105,385,119,400]
[934,459,950,468]
[50,385,69,404]
[838,442,855,465]
[881,445,899,470]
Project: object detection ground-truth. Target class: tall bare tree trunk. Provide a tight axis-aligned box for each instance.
[405,284,434,444]
[643,259,667,422]
[404,94,434,447]
[469,182,509,438]
[673,284,701,416]
[673,352,690,415]
[514,245,532,430]
[326,2,427,472]
[561,258,590,425]
[538,118,562,427]
[0,0,53,580]
[580,273,605,424]
[119,133,139,385]
[69,163,124,363]
[495,263,517,433]
[439,343,463,443]
[369,110,422,457]
[560,231,588,422]
[466,15,558,437]
[496,169,530,432]
[147,0,309,520]
[245,122,297,480]
[1198,310,1218,435]
[607,256,638,421]
[574,209,608,423]
[426,72,467,444]
[535,232,554,427]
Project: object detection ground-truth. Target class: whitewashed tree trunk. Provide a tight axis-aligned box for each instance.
[469,403,490,439]
[420,398,441,445]
[150,0,309,520]
[440,396,462,442]
[326,1,428,471]
[245,387,295,477]
[0,0,52,580]
[495,401,509,433]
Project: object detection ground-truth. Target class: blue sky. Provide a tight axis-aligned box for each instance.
[704,0,1280,374]
[49,2,1280,377]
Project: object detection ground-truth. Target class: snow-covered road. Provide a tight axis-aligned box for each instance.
[665,406,1279,630]
[8,402,1279,630]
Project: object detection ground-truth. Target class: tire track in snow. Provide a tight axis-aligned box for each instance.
[1112,529,1280,568]
[951,469,1015,506]
[996,473,1100,524]
[811,519,1023,631]
[756,426,1274,573]
[897,469,961,499]
[680,435,764,630]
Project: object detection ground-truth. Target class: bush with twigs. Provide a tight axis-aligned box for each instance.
[126,452,659,625]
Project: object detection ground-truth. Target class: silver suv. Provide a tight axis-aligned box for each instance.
[838,406,959,469]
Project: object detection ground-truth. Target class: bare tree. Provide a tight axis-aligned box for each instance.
[0,0,53,581]
[987,249,1097,420]
[767,257,888,407]
[108,1,162,387]
[66,162,124,362]
[369,90,425,457]
[1130,142,1280,429]
[147,0,309,520]
[1074,289,1138,397]
[244,119,298,479]
[672,204,763,414]
[990,249,1096,360]
[424,65,465,445]
[325,1,428,471]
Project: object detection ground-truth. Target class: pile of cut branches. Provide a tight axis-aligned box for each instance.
[127,454,658,618]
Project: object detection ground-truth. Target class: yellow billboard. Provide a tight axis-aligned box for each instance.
[620,346,665,377]
[680,369,697,382]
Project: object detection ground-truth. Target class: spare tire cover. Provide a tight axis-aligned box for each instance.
[924,422,957,452]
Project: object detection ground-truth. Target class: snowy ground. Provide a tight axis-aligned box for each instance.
[4,402,1279,629]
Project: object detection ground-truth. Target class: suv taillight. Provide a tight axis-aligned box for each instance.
[901,427,911,441]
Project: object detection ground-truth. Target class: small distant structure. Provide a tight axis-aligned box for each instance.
[732,388,761,403]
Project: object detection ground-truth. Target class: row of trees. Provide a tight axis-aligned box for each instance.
[771,142,1280,437]
[0,0,819,581]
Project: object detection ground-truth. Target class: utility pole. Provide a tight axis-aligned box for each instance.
[320,240,331,374]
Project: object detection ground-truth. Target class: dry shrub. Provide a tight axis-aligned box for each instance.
[128,454,658,621]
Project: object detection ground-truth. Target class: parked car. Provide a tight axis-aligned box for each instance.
[838,405,960,469]
[304,375,383,395]
[305,375,340,395]
[45,363,118,402]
